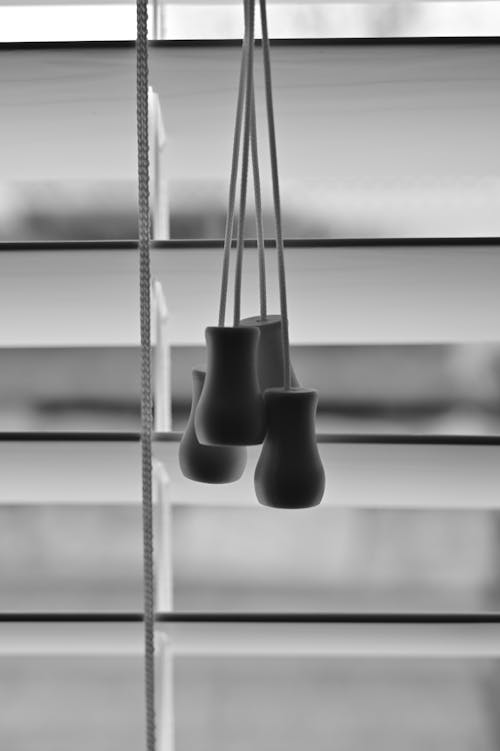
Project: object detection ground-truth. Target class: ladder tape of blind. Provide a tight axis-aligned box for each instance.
[137,0,156,749]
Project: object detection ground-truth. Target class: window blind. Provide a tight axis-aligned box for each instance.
[2,31,500,751]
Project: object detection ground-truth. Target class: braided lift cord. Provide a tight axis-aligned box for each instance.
[260,0,292,389]
[218,11,249,327]
[136,0,156,749]
[233,0,256,326]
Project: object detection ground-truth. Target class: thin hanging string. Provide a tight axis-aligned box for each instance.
[233,0,256,326]
[260,0,291,388]
[137,0,156,750]
[250,81,267,321]
[218,11,249,327]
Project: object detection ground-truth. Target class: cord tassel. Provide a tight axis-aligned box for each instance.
[253,0,326,509]
[195,0,266,448]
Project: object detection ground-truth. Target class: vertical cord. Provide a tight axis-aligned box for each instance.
[250,84,267,321]
[260,0,291,389]
[218,13,249,327]
[137,1,156,750]
[233,0,255,326]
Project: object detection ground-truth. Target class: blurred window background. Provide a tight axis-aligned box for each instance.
[4,0,500,41]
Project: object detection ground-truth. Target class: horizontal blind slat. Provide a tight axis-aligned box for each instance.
[0,243,499,345]
[2,619,500,657]
[2,42,500,236]
[0,434,498,508]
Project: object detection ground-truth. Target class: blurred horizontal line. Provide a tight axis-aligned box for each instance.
[2,612,500,623]
[1,238,500,252]
[1,431,500,445]
[2,37,500,51]
[160,612,500,623]
[157,433,500,446]
[0,431,142,442]
[150,36,500,47]
[2,617,500,657]
[0,612,142,622]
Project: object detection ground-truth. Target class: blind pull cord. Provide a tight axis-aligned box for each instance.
[260,0,292,390]
[233,0,291,387]
[234,0,268,324]
[137,0,156,750]
[218,18,249,327]
[251,83,268,322]
[219,0,268,327]
[233,0,256,326]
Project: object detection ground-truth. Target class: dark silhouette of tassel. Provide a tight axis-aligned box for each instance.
[255,387,325,508]
[239,314,299,390]
[195,326,266,446]
[179,367,247,483]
